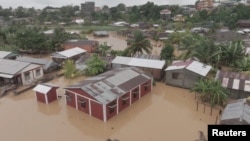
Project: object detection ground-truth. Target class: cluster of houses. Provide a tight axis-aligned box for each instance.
[24,42,249,123]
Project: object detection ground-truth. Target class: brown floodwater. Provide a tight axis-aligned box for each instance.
[86,31,163,56]
[0,75,220,141]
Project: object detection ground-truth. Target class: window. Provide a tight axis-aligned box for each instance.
[24,72,30,80]
[78,99,86,108]
[36,69,41,77]
[132,90,139,99]
[122,100,127,105]
[109,101,117,114]
[65,94,72,102]
[172,72,179,79]
[144,83,150,91]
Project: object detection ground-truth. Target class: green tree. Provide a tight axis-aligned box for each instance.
[127,30,152,56]
[84,54,106,76]
[98,42,110,56]
[234,56,250,72]
[63,59,82,79]
[191,79,229,107]
[219,40,246,67]
[160,43,174,65]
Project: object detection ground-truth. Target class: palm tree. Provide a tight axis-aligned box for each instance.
[191,79,229,107]
[234,56,250,72]
[178,34,221,66]
[98,42,110,57]
[62,59,82,79]
[219,40,246,67]
[127,30,152,56]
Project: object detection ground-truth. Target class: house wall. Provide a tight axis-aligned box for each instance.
[165,69,185,88]
[47,88,58,103]
[36,92,46,104]
[21,66,44,86]
[228,89,250,99]
[118,92,130,112]
[65,90,76,108]
[183,70,202,89]
[76,95,90,114]
[131,87,140,104]
[106,100,117,120]
[140,80,152,97]
[90,100,104,121]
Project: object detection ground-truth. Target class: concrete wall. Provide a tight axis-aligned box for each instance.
[21,67,44,86]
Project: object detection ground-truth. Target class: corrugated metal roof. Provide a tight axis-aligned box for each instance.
[66,67,152,104]
[165,60,212,76]
[33,83,59,94]
[111,56,132,65]
[216,70,250,92]
[186,61,212,76]
[16,56,57,70]
[112,56,165,69]
[33,84,51,94]
[21,64,41,73]
[52,47,86,58]
[0,59,30,76]
[106,69,139,86]
[0,51,11,58]
[220,98,250,124]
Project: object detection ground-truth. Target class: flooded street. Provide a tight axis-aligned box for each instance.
[86,31,163,56]
[0,75,220,141]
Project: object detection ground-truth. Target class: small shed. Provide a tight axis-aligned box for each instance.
[220,98,250,125]
[64,67,153,122]
[215,70,250,99]
[33,83,59,104]
[165,60,212,89]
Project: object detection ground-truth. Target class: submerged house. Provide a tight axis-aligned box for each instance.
[93,31,109,37]
[0,51,19,59]
[33,83,59,104]
[0,59,44,86]
[51,47,87,64]
[63,39,99,53]
[165,60,212,89]
[64,67,153,122]
[220,98,250,125]
[16,56,59,73]
[111,56,165,81]
[215,70,250,99]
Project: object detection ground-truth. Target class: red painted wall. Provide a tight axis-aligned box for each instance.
[140,80,152,97]
[47,88,57,103]
[106,100,117,120]
[36,92,46,104]
[65,90,76,108]
[77,95,89,114]
[118,92,130,112]
[131,87,140,103]
[90,100,103,121]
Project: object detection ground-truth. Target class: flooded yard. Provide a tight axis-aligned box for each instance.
[0,75,220,141]
[86,31,163,56]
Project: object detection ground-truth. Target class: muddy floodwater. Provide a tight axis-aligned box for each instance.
[86,31,163,56]
[0,75,220,141]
